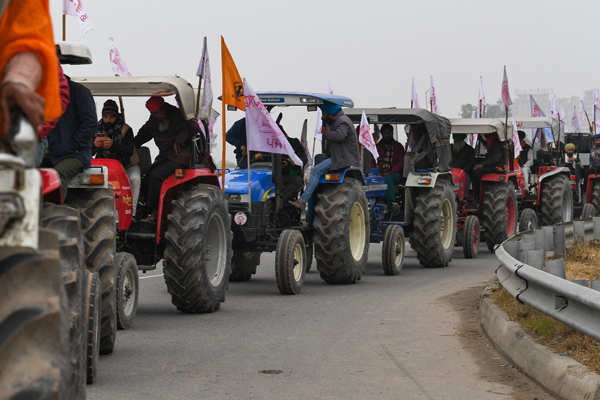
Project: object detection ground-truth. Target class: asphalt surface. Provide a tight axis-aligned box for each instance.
[88,245,551,400]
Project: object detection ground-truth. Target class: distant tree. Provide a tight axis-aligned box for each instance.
[460,100,512,118]
[460,103,476,118]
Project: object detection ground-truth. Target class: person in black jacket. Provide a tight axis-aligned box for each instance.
[471,133,505,201]
[43,75,96,199]
[94,99,140,215]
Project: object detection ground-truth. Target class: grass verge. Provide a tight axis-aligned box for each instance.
[565,240,600,280]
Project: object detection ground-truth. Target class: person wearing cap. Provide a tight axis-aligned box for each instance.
[94,99,140,216]
[42,74,96,199]
[289,101,359,210]
[471,132,505,202]
[134,96,194,219]
[376,123,405,210]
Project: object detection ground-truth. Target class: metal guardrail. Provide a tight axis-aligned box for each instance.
[495,217,600,341]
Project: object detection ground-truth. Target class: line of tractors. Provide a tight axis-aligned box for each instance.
[1,43,599,400]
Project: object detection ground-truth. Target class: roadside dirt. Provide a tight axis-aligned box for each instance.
[443,284,555,400]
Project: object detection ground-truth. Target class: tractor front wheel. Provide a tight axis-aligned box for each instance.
[482,182,518,252]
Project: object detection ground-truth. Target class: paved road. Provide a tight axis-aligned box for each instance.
[88,245,552,400]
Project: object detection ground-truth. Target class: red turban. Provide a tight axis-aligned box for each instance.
[146,96,165,112]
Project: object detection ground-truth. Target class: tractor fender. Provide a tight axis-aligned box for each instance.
[585,173,600,203]
[92,159,133,232]
[318,167,365,185]
[156,168,220,243]
[67,165,109,189]
[405,171,451,188]
[40,168,62,204]
[537,167,571,204]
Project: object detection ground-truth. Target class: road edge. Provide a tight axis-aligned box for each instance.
[480,294,600,400]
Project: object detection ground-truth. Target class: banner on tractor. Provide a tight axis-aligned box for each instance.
[358,111,378,160]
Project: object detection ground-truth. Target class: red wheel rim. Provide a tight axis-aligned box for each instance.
[506,197,516,237]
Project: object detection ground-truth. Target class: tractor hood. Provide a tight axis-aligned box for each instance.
[224,169,274,202]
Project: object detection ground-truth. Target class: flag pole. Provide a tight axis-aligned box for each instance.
[114,74,126,122]
[221,69,226,192]
[62,14,66,41]
[584,109,593,133]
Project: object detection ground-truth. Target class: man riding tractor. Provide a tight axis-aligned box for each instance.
[450,119,522,254]
[345,108,457,272]
[223,92,369,294]
[73,75,233,313]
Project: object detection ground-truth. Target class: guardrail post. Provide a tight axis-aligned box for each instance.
[504,240,519,258]
[519,236,536,263]
[594,217,600,239]
[535,230,545,251]
[545,258,566,278]
[554,225,566,256]
[574,221,586,244]
[527,249,544,269]
[543,226,554,254]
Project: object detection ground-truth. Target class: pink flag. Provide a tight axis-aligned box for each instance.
[478,75,486,117]
[63,0,93,34]
[244,79,303,167]
[429,75,439,113]
[501,65,512,109]
[594,90,600,134]
[530,95,552,145]
[358,111,378,160]
[108,37,131,77]
[411,78,420,108]
[512,119,522,158]
[328,81,334,95]
[196,37,213,118]
[314,108,323,142]
[572,104,582,132]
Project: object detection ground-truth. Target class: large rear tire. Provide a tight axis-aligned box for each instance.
[163,184,232,313]
[116,252,138,330]
[540,174,573,226]
[85,272,100,385]
[275,229,305,295]
[314,178,369,284]
[67,188,118,355]
[229,251,260,282]
[0,230,67,400]
[382,224,405,275]
[41,203,86,397]
[409,180,456,268]
[481,182,518,252]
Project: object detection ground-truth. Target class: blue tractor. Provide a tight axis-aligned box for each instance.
[223,92,370,294]
[345,108,457,272]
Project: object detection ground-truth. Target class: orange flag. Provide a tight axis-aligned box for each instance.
[221,36,245,111]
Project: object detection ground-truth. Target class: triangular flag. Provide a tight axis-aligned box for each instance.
[244,79,302,167]
[358,111,378,160]
[197,37,213,118]
[501,65,512,109]
[221,36,245,111]
[512,119,522,158]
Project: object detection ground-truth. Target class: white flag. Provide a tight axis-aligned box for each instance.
[512,119,522,158]
[315,108,323,142]
[244,79,303,167]
[358,111,378,160]
[467,109,478,148]
[63,0,93,34]
[551,95,559,120]
[572,104,581,132]
[108,37,131,77]
[594,90,600,134]
[196,37,213,119]
[411,77,419,108]
[199,108,220,152]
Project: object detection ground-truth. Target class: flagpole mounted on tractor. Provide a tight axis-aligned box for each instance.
[62,14,66,41]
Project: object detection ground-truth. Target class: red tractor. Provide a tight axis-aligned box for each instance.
[451,119,522,256]
[72,75,233,314]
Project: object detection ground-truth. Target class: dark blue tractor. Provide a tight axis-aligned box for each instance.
[223,92,370,294]
[345,108,457,272]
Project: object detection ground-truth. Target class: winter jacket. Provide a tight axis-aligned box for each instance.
[376,140,405,174]
[94,116,136,167]
[482,139,505,169]
[47,76,96,166]
[134,103,193,165]
[322,110,360,171]
[451,143,475,173]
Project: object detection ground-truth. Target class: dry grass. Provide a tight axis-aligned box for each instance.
[490,287,600,374]
[565,240,600,280]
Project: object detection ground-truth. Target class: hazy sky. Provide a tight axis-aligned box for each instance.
[50,0,600,161]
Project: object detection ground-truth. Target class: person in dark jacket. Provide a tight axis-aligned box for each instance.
[451,134,475,173]
[94,99,140,215]
[134,96,194,219]
[289,101,359,209]
[471,133,505,201]
[376,123,405,209]
[43,75,96,199]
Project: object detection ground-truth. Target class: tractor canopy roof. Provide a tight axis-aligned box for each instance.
[511,117,562,133]
[56,41,93,65]
[71,76,207,120]
[450,118,513,142]
[344,107,451,143]
[256,92,354,108]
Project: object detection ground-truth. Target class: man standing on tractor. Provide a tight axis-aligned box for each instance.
[517,130,533,190]
[289,101,359,210]
[135,95,194,220]
[376,123,405,210]
[95,99,140,216]
[42,73,97,199]
[471,132,505,201]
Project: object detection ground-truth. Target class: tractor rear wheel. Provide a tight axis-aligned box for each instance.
[518,208,538,232]
[275,229,305,295]
[230,251,260,282]
[382,224,405,275]
[314,178,369,284]
[67,188,118,355]
[540,174,573,226]
[116,252,138,330]
[0,230,67,400]
[462,215,480,259]
[163,184,232,313]
[482,182,518,252]
[409,180,456,268]
[41,203,86,396]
